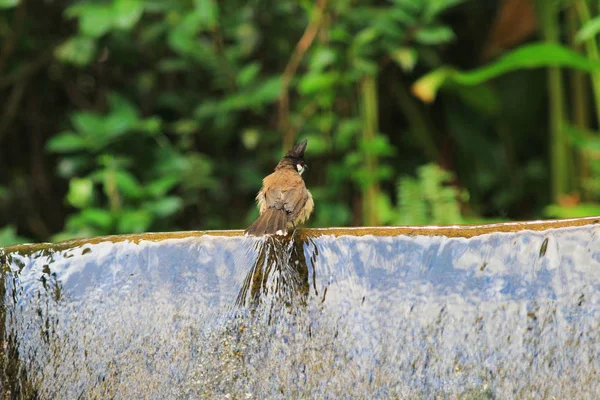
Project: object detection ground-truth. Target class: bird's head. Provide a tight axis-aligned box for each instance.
[277,139,308,175]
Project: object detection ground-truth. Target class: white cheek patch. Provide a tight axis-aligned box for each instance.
[296,164,303,174]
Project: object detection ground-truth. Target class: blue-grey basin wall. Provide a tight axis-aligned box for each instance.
[1,220,599,399]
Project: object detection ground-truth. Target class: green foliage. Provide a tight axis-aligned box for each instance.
[4,0,600,245]
[413,42,600,102]
[380,164,467,226]
[0,226,29,247]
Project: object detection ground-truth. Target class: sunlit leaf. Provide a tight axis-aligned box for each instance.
[298,72,340,95]
[114,170,143,198]
[113,0,144,30]
[412,42,600,102]
[195,0,219,29]
[80,208,113,229]
[0,0,19,9]
[47,132,89,153]
[146,196,182,217]
[389,47,418,72]
[67,3,113,37]
[237,62,261,87]
[414,26,455,44]
[54,36,97,66]
[576,16,600,43]
[67,177,94,209]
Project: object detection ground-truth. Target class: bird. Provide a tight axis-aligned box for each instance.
[244,139,314,236]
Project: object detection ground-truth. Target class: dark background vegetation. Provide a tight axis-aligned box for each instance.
[2,0,600,245]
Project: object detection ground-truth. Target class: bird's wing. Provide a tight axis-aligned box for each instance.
[263,171,308,219]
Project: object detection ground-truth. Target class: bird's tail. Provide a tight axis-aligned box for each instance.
[244,208,288,236]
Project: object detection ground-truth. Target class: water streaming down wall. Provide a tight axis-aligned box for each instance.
[1,219,599,399]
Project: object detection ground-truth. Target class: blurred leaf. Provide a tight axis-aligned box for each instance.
[414,26,455,44]
[359,136,396,156]
[576,16,600,44]
[136,117,162,134]
[67,178,94,209]
[106,93,140,134]
[146,176,180,197]
[113,0,144,30]
[0,226,29,247]
[114,170,143,198]
[0,0,19,9]
[172,119,199,135]
[237,62,261,87]
[195,0,219,29]
[54,36,97,66]
[80,208,113,229]
[544,203,600,218]
[146,196,182,217]
[304,134,328,155]
[309,47,337,71]
[563,123,600,150]
[47,132,89,153]
[67,3,113,38]
[71,112,106,137]
[117,209,152,233]
[298,72,340,95]
[242,129,260,149]
[335,119,361,149]
[413,42,600,102]
[390,47,418,72]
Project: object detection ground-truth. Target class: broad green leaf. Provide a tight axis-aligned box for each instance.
[54,37,96,66]
[80,208,113,229]
[67,177,94,209]
[195,0,219,29]
[113,0,144,30]
[146,176,180,197]
[146,196,182,217]
[67,3,114,38]
[71,112,106,137]
[414,26,455,45]
[114,170,143,198]
[251,77,282,103]
[105,93,140,136]
[359,135,396,156]
[412,42,600,102]
[47,132,89,153]
[0,0,19,9]
[309,48,337,71]
[298,72,339,95]
[576,16,600,43]
[117,209,152,233]
[237,62,261,87]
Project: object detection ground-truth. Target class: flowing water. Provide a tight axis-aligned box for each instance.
[1,222,599,399]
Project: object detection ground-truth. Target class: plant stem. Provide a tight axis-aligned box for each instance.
[537,0,570,201]
[360,75,380,226]
[568,4,591,199]
[575,0,600,125]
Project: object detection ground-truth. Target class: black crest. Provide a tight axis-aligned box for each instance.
[284,139,307,160]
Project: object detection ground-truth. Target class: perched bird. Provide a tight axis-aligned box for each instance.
[245,139,314,236]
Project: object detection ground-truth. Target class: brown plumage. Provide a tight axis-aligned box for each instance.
[245,140,314,236]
